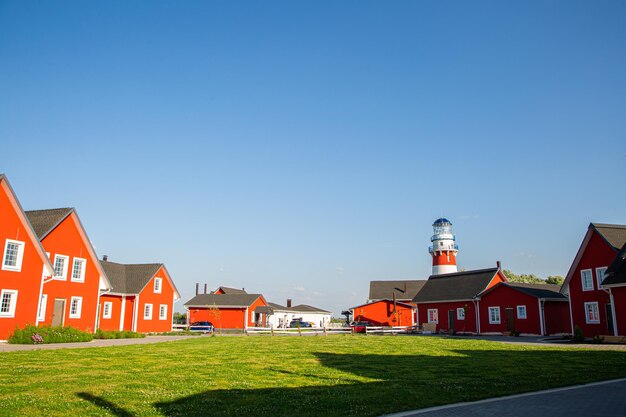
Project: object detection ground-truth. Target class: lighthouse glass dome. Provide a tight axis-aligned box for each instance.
[432,218,452,236]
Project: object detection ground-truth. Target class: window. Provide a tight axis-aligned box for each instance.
[144,303,153,320]
[0,290,18,317]
[488,307,501,324]
[427,309,438,323]
[581,269,593,291]
[596,267,608,288]
[103,302,112,319]
[69,297,82,318]
[53,255,69,280]
[585,302,600,324]
[159,304,168,320]
[517,305,527,319]
[456,307,465,320]
[38,294,48,321]
[2,239,25,272]
[71,258,86,282]
[154,277,162,293]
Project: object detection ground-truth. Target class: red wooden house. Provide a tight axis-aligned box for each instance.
[599,243,626,337]
[25,208,111,333]
[350,299,415,326]
[184,292,269,330]
[477,282,570,336]
[561,223,626,337]
[99,259,180,333]
[0,175,54,341]
[412,267,506,334]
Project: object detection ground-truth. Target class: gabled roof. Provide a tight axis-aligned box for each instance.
[266,302,331,314]
[602,243,626,287]
[215,286,247,294]
[184,293,263,308]
[479,282,566,300]
[561,223,626,294]
[368,280,427,301]
[101,260,180,299]
[24,208,73,239]
[351,299,415,310]
[412,268,501,303]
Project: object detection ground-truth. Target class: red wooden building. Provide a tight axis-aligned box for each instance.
[25,208,111,333]
[477,282,570,335]
[599,243,626,337]
[185,292,269,330]
[98,259,180,333]
[350,299,415,326]
[561,223,626,337]
[412,267,506,334]
[0,175,54,341]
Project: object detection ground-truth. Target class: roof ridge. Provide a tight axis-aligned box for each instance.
[592,223,626,230]
[25,207,74,213]
[430,267,498,279]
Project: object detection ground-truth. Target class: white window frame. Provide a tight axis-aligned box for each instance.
[516,305,527,319]
[159,304,168,320]
[144,303,153,320]
[154,277,162,294]
[0,290,18,318]
[69,296,82,319]
[71,257,87,282]
[53,254,70,280]
[596,267,608,288]
[456,307,465,320]
[488,306,501,324]
[103,302,113,319]
[2,239,25,272]
[584,301,600,324]
[581,269,594,291]
[38,294,48,321]
[427,309,438,324]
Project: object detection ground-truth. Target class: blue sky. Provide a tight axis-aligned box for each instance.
[1,1,625,314]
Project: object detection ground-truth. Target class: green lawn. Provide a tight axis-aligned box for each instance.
[1,335,626,416]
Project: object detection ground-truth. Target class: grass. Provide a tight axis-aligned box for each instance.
[1,335,626,416]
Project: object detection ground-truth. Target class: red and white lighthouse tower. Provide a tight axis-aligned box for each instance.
[429,218,458,275]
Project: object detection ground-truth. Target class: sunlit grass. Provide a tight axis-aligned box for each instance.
[1,335,625,416]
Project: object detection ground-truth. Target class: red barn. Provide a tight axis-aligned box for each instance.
[98,259,180,333]
[25,208,112,333]
[412,267,506,334]
[350,299,415,326]
[477,282,570,336]
[184,293,268,330]
[600,243,626,337]
[0,175,54,341]
[561,223,626,337]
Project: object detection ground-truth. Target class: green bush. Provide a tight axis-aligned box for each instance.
[150,330,202,336]
[94,329,146,339]
[8,325,93,344]
[573,325,585,342]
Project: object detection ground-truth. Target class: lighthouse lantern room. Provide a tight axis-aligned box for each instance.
[429,218,459,275]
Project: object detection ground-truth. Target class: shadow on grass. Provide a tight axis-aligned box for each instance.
[80,349,626,417]
[77,392,135,417]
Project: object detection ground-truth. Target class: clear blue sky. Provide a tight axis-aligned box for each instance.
[1,1,625,315]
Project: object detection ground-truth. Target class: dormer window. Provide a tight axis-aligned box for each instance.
[154,277,162,294]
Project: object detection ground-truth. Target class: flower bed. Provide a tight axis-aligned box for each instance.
[8,325,93,344]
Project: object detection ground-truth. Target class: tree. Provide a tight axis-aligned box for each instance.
[502,269,564,286]
[546,275,564,286]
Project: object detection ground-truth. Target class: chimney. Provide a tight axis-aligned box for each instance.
[287,299,292,308]
[204,283,208,294]
[195,283,199,296]
[496,261,501,270]
[102,255,108,261]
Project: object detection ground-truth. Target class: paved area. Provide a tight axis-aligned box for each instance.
[384,378,626,417]
[0,335,193,352]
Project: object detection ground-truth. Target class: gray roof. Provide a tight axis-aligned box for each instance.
[506,283,567,300]
[100,260,162,294]
[413,268,500,303]
[593,223,626,251]
[184,293,263,307]
[602,243,626,286]
[266,302,331,314]
[369,280,427,301]
[215,286,247,294]
[25,208,73,238]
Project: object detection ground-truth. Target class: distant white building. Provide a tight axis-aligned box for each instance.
[265,300,332,328]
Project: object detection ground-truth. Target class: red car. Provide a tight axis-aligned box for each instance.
[350,321,372,333]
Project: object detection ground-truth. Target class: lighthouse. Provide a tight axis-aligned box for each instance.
[429,218,458,275]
